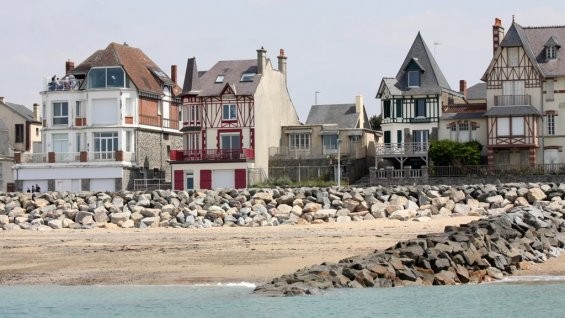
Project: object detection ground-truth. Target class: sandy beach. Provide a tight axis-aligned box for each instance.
[0,215,563,285]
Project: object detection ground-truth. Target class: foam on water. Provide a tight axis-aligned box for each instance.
[499,275,565,283]
[193,281,256,288]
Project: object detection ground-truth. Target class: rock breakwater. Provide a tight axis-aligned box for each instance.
[0,182,563,231]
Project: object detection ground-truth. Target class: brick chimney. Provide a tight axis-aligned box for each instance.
[65,60,75,75]
[257,47,267,75]
[277,48,287,79]
[33,103,40,121]
[356,95,365,128]
[171,65,177,84]
[493,18,505,56]
[459,80,467,98]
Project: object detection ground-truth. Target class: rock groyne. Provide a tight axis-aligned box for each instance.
[0,182,563,230]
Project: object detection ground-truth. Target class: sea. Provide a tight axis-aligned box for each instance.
[1,278,564,318]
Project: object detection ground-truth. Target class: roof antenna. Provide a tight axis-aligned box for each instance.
[433,42,442,58]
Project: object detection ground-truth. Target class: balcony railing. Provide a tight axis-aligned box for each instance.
[16,151,135,164]
[45,77,82,91]
[376,142,429,156]
[494,94,531,106]
[139,115,179,129]
[170,148,255,162]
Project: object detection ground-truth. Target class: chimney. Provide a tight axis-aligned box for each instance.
[277,48,287,79]
[33,103,40,121]
[355,95,365,128]
[257,47,267,75]
[171,65,177,84]
[459,80,467,98]
[65,59,75,75]
[493,18,505,56]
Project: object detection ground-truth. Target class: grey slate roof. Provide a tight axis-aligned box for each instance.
[305,104,369,129]
[182,59,261,96]
[2,101,37,122]
[442,112,485,120]
[483,105,541,117]
[485,22,565,79]
[377,32,453,98]
[466,83,486,101]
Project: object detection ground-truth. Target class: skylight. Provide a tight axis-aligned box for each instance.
[240,73,255,82]
[215,75,224,83]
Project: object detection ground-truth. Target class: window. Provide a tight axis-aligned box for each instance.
[412,130,429,152]
[497,118,510,135]
[240,73,255,82]
[88,67,125,88]
[35,128,39,136]
[215,75,224,83]
[289,133,310,150]
[396,130,402,145]
[395,100,402,118]
[187,133,200,150]
[76,133,81,152]
[384,131,391,144]
[126,131,132,152]
[415,99,426,117]
[547,46,556,59]
[187,105,200,125]
[15,124,24,143]
[546,80,554,102]
[323,135,338,153]
[408,71,420,87]
[94,132,118,160]
[507,47,519,66]
[383,100,391,119]
[547,113,555,135]
[186,171,194,190]
[52,133,68,153]
[75,100,85,118]
[222,104,237,120]
[512,117,524,135]
[458,121,470,142]
[53,102,69,125]
[221,134,240,149]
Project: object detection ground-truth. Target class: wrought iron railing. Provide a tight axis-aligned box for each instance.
[169,148,255,161]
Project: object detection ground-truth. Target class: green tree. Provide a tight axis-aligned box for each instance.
[429,139,482,166]
[369,114,382,131]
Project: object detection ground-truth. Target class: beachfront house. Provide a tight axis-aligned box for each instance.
[169,48,300,190]
[481,18,565,167]
[0,97,42,192]
[269,95,378,184]
[13,42,182,192]
[375,32,465,179]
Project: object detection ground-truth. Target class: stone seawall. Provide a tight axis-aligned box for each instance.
[0,183,564,231]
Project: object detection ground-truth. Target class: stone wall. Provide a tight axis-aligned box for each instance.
[136,129,182,183]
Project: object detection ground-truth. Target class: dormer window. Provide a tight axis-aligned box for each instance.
[215,75,224,83]
[408,71,420,87]
[240,73,255,82]
[547,46,556,60]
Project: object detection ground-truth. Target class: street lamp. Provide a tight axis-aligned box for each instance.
[315,91,320,105]
[337,138,342,188]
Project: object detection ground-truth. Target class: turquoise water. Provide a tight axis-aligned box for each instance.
[1,280,564,318]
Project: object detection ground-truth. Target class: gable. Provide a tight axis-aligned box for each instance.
[483,45,542,89]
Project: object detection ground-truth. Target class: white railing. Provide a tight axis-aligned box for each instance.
[375,142,429,156]
[55,152,80,162]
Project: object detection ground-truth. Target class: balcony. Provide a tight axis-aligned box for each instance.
[15,151,136,164]
[170,148,255,162]
[494,94,531,106]
[44,76,82,91]
[139,115,179,129]
[375,142,429,156]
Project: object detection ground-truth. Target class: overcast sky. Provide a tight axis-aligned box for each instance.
[1,1,565,121]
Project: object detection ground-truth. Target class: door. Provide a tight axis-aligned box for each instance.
[212,169,235,189]
[220,134,241,159]
[412,130,429,152]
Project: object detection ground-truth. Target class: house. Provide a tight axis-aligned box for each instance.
[375,32,465,171]
[270,95,377,183]
[438,80,487,152]
[13,42,182,192]
[0,97,42,191]
[481,18,565,167]
[169,48,300,190]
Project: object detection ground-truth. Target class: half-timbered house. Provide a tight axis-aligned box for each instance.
[375,32,465,170]
[13,42,182,192]
[170,48,300,190]
[482,18,565,166]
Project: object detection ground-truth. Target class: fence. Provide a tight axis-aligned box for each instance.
[429,163,565,177]
[269,165,336,183]
[133,179,171,191]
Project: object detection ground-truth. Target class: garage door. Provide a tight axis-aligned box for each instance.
[90,178,116,192]
[212,169,234,189]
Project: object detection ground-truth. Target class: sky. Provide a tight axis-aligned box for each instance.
[2,1,565,122]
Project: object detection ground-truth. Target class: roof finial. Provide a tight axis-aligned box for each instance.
[512,15,515,23]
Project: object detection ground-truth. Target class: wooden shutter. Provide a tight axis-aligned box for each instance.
[234,169,246,189]
[200,170,212,189]
[174,170,184,190]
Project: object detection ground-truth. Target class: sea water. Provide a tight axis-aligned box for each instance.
[1,279,564,318]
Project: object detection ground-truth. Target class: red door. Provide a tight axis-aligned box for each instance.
[200,170,212,189]
[174,170,184,190]
[234,169,246,189]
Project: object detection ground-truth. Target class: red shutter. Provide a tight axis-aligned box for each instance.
[200,170,212,189]
[234,169,246,189]
[174,170,184,190]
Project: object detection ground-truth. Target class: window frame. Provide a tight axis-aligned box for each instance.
[547,113,555,135]
[14,124,24,143]
[289,133,311,150]
[222,104,237,121]
[547,46,556,60]
[240,73,255,82]
[408,71,420,87]
[88,67,126,89]
[93,131,118,160]
[415,99,426,117]
[52,101,69,126]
